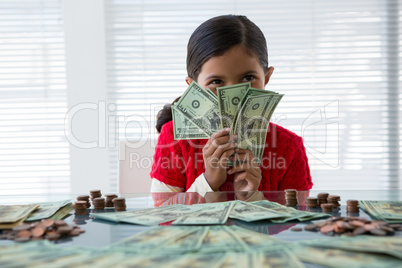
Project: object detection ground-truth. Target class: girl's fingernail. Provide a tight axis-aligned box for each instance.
[225,128,231,132]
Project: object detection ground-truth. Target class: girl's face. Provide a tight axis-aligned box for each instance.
[186,45,274,95]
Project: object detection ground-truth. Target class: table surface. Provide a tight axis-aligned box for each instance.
[1,190,401,250]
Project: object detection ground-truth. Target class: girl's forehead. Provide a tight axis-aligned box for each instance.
[200,45,264,76]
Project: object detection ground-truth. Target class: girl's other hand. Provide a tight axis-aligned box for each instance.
[228,149,262,192]
[203,128,237,191]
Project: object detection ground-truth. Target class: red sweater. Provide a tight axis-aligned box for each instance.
[150,121,313,191]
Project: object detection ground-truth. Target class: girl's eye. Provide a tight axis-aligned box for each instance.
[242,75,255,82]
[210,79,223,85]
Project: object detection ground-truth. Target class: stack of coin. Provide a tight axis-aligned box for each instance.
[285,189,298,206]
[90,189,102,201]
[73,201,88,215]
[303,216,402,237]
[105,194,118,207]
[112,197,126,211]
[92,197,106,210]
[327,195,341,208]
[317,192,329,205]
[321,203,333,212]
[346,199,359,212]
[306,197,319,208]
[0,219,85,242]
[76,195,91,208]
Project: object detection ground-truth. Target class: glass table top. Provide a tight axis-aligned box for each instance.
[1,190,401,249]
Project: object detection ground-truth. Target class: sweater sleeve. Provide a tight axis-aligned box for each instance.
[277,136,313,191]
[150,121,187,189]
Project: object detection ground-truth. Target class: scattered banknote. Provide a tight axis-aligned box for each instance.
[251,200,330,223]
[0,204,39,229]
[291,245,402,268]
[229,200,290,222]
[92,200,329,226]
[172,202,235,225]
[360,200,402,223]
[297,236,402,260]
[172,81,283,166]
[25,199,72,222]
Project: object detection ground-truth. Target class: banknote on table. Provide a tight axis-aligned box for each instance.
[172,201,234,225]
[229,200,290,222]
[226,225,286,252]
[175,81,221,136]
[291,245,402,268]
[109,226,197,253]
[0,204,39,229]
[198,226,248,253]
[25,199,72,222]
[298,236,402,260]
[360,200,402,223]
[251,200,330,222]
[91,204,200,225]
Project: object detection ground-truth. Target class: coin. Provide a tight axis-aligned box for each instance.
[320,224,334,234]
[32,227,45,238]
[291,227,302,232]
[41,219,55,228]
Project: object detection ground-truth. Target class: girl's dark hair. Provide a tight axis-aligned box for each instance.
[156,14,268,133]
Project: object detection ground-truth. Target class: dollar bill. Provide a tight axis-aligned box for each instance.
[92,204,203,226]
[25,199,72,221]
[172,104,209,140]
[175,81,221,136]
[252,248,305,268]
[217,82,250,129]
[159,226,209,253]
[198,226,247,253]
[110,226,197,253]
[251,200,330,222]
[298,236,402,260]
[172,201,235,225]
[291,245,402,268]
[233,94,277,165]
[360,200,402,223]
[226,225,285,252]
[0,204,39,227]
[229,201,290,222]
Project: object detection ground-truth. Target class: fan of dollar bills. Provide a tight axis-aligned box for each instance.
[172,81,283,165]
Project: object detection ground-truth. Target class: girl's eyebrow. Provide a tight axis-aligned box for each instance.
[205,74,224,80]
[241,70,259,76]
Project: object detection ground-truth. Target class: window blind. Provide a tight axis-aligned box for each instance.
[105,0,401,191]
[0,0,70,196]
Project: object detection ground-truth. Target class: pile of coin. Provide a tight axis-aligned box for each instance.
[90,190,102,201]
[76,195,90,208]
[105,194,118,207]
[285,189,298,206]
[73,201,88,215]
[93,198,106,210]
[346,200,359,212]
[0,219,85,242]
[327,195,340,208]
[304,216,402,236]
[320,203,334,212]
[317,192,329,205]
[306,197,319,208]
[112,198,127,211]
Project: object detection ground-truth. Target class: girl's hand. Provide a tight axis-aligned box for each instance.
[203,128,237,191]
[228,149,262,192]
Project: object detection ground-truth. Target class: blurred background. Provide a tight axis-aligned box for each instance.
[0,0,401,196]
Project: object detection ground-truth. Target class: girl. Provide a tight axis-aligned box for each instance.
[150,15,313,195]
